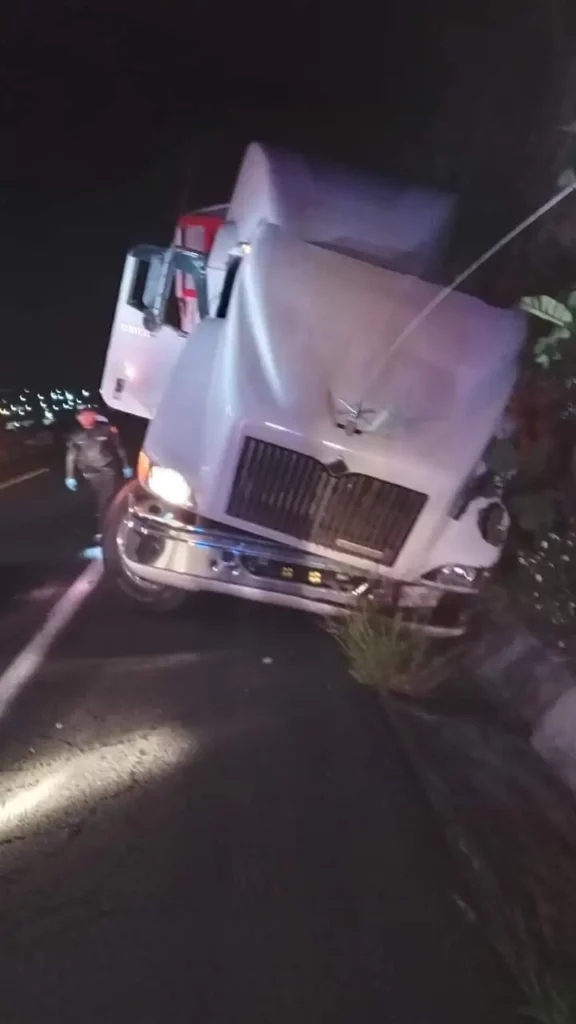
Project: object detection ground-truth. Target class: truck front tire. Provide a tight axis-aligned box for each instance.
[103,482,187,613]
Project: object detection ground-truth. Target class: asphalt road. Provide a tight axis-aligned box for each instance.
[0,467,519,1023]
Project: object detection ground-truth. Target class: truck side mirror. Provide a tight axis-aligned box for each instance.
[128,245,167,333]
[142,254,165,310]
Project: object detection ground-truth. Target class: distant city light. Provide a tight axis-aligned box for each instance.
[0,388,95,427]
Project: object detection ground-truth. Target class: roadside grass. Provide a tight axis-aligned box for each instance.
[326,604,439,696]
[442,754,576,1024]
[328,602,576,1024]
[522,976,576,1024]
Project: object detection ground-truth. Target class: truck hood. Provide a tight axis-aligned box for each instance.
[145,223,525,534]
[214,225,525,485]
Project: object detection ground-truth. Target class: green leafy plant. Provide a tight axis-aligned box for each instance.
[520,292,576,368]
[519,295,573,328]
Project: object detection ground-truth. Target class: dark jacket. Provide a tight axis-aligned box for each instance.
[66,422,129,478]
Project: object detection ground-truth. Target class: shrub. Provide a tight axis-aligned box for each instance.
[326,605,436,696]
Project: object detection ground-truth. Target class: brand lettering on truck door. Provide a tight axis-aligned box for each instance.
[119,323,151,338]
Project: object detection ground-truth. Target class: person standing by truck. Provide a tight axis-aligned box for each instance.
[65,408,133,539]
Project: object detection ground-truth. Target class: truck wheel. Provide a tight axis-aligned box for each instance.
[102,482,187,613]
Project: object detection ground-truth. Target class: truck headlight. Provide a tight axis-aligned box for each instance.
[424,565,482,588]
[137,451,193,507]
[148,467,191,506]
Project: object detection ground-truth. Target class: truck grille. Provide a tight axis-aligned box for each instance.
[226,437,426,566]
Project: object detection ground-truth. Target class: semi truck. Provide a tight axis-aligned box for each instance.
[100,142,526,634]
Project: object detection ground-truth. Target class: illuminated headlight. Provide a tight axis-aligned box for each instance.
[148,467,191,506]
[137,452,194,507]
[424,565,481,588]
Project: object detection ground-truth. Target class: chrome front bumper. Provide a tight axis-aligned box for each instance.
[117,488,475,634]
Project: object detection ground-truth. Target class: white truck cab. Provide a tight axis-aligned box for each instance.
[101,142,526,633]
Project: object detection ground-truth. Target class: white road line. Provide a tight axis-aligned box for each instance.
[0,560,103,719]
[0,467,49,492]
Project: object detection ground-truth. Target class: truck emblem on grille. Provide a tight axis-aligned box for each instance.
[335,399,376,435]
[335,398,404,435]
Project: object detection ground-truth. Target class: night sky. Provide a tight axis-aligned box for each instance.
[2,0,576,387]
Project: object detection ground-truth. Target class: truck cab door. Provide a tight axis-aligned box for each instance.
[101,244,208,420]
